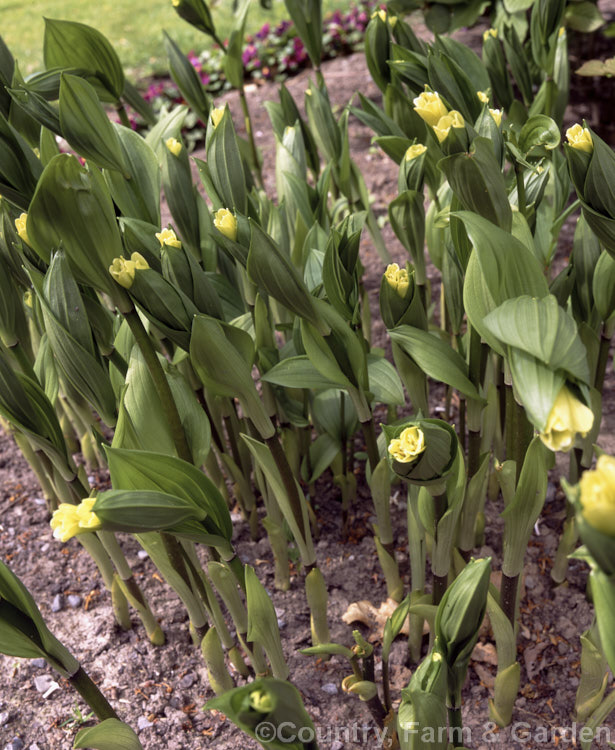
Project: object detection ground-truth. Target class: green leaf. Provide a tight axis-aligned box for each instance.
[163,32,211,125]
[262,355,340,390]
[439,138,512,231]
[518,115,560,154]
[283,0,322,67]
[93,488,205,530]
[367,354,405,405]
[106,447,231,540]
[43,19,124,101]
[242,434,314,565]
[74,719,144,750]
[301,433,340,484]
[565,1,605,32]
[389,326,481,400]
[483,295,590,383]
[207,106,246,213]
[247,221,321,329]
[104,126,161,226]
[59,74,127,173]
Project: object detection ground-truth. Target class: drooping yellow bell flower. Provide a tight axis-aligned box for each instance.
[213,208,238,241]
[477,91,489,104]
[109,252,149,289]
[210,107,225,129]
[433,111,465,143]
[388,426,426,463]
[405,143,427,161]
[156,227,182,248]
[384,263,410,298]
[483,28,498,41]
[579,455,615,536]
[413,91,448,127]
[539,386,594,452]
[15,213,30,246]
[50,498,102,542]
[165,137,183,157]
[566,124,593,154]
[489,108,503,127]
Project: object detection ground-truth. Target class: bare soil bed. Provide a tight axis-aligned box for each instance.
[2,12,615,750]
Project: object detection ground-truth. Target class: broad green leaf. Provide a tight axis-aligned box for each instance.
[106,448,231,540]
[207,106,246,213]
[163,32,211,125]
[483,295,590,383]
[262,356,340,390]
[518,115,560,154]
[59,74,127,173]
[301,433,340,484]
[508,349,565,429]
[44,19,124,101]
[440,138,512,231]
[93,488,205,530]
[565,1,605,32]
[74,720,143,750]
[242,434,314,565]
[104,126,161,226]
[367,354,405,405]
[389,326,480,400]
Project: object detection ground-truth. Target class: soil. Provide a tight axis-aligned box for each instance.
[2,9,615,750]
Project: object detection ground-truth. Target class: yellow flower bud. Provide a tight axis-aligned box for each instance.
[171,0,180,6]
[214,208,238,241]
[165,137,183,157]
[477,91,489,104]
[388,426,426,463]
[384,262,410,298]
[50,498,101,542]
[109,256,137,289]
[558,26,565,38]
[483,28,498,41]
[130,252,149,270]
[433,111,464,143]
[23,290,32,308]
[211,107,225,129]
[372,9,387,22]
[489,108,502,127]
[405,143,427,161]
[15,213,30,246]
[412,91,448,127]
[579,455,615,536]
[155,227,182,248]
[566,124,593,154]
[539,386,594,453]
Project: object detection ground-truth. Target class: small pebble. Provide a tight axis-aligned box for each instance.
[42,681,60,699]
[137,716,153,730]
[332,742,344,750]
[34,497,46,506]
[321,683,338,695]
[67,595,82,609]
[29,744,41,750]
[0,712,10,727]
[8,738,24,750]
[179,673,196,688]
[51,594,63,613]
[277,618,286,629]
[137,550,149,560]
[33,675,54,693]
[31,659,46,669]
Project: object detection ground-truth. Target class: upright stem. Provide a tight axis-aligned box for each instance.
[432,492,448,606]
[68,666,119,721]
[594,323,612,393]
[448,706,464,748]
[360,417,380,474]
[238,87,263,186]
[515,161,527,217]
[500,572,520,627]
[123,309,191,463]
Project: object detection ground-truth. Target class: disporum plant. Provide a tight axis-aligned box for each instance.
[0,0,614,747]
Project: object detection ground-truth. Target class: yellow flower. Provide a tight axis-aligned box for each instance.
[214,208,238,241]
[558,26,565,38]
[483,28,498,41]
[371,9,397,25]
[50,498,102,542]
[433,111,464,143]
[15,213,29,246]
[384,263,410,298]
[165,137,183,157]
[489,108,502,127]
[108,253,149,289]
[539,386,594,452]
[156,227,182,248]
[579,455,615,536]
[477,91,489,104]
[388,426,426,463]
[249,689,274,713]
[171,0,180,6]
[210,107,225,129]
[566,124,593,154]
[413,91,448,127]
[23,290,32,308]
[405,143,427,161]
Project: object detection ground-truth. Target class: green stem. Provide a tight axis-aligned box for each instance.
[594,324,612,393]
[432,492,448,606]
[9,341,37,381]
[123,309,191,463]
[105,348,129,378]
[238,86,263,187]
[360,417,380,474]
[500,572,520,627]
[68,666,119,721]
[514,161,527,217]
[448,706,464,748]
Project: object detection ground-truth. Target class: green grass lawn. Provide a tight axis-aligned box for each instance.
[2,0,353,78]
